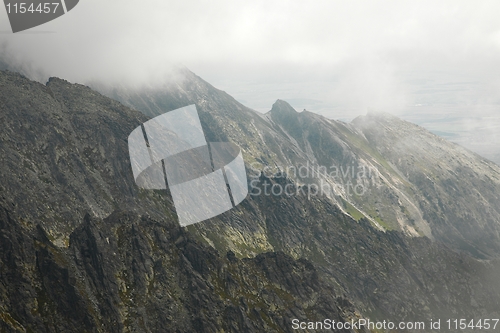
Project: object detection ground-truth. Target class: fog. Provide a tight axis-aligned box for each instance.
[1,0,500,162]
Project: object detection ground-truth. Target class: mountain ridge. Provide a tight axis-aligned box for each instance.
[91,67,500,258]
[2,68,500,331]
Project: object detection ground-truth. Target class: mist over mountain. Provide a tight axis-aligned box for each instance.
[1,68,500,332]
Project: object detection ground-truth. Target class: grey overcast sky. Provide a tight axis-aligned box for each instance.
[1,0,500,162]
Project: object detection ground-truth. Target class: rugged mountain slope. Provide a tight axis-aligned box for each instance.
[0,206,363,333]
[0,71,179,243]
[352,113,500,258]
[0,70,366,332]
[2,69,500,331]
[199,175,500,323]
[99,68,500,259]
[265,100,430,236]
[95,68,500,320]
[98,70,428,235]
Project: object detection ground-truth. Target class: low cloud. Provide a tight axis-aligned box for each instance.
[1,0,500,120]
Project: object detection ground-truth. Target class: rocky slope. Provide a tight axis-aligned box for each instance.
[99,68,500,259]
[352,113,500,257]
[96,67,500,322]
[0,71,180,244]
[1,68,500,331]
[0,70,367,332]
[0,205,364,333]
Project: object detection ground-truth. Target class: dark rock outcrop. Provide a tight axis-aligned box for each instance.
[0,207,362,332]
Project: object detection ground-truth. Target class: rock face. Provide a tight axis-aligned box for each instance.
[0,72,142,236]
[352,112,500,258]
[0,207,362,333]
[97,69,500,322]
[0,70,364,332]
[1,68,500,332]
[101,68,500,258]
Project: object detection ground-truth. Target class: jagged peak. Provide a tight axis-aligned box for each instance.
[269,99,298,115]
[47,76,68,84]
[267,100,302,125]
